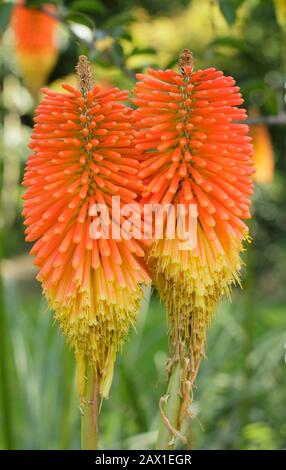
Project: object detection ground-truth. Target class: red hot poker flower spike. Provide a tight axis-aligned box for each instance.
[133,49,254,419]
[23,56,150,398]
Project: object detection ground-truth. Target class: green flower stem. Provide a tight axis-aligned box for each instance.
[0,226,14,449]
[156,361,183,450]
[59,348,75,449]
[81,366,99,450]
[0,276,13,449]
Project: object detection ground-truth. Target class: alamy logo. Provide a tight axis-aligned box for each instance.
[89,196,198,250]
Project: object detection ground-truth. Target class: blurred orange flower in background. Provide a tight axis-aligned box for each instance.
[250,109,274,184]
[11,1,59,97]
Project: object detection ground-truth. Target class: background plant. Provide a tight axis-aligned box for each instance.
[0,0,285,450]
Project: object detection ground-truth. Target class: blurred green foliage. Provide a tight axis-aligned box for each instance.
[0,0,286,450]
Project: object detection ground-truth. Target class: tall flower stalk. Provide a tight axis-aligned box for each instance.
[22,55,150,449]
[133,49,254,448]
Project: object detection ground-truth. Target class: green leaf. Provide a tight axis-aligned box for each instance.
[111,42,124,67]
[165,57,178,69]
[274,0,286,33]
[70,0,105,15]
[26,0,59,6]
[210,35,252,53]
[121,31,132,42]
[129,47,157,56]
[0,2,13,33]
[63,11,95,31]
[218,0,245,26]
[103,11,134,30]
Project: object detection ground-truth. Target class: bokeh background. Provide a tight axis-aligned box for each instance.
[0,0,286,450]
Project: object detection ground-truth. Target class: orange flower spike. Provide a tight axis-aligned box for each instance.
[11,1,59,97]
[23,56,150,399]
[133,49,254,415]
